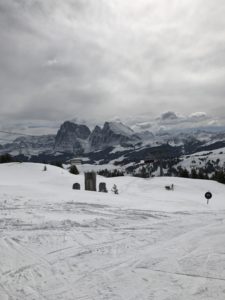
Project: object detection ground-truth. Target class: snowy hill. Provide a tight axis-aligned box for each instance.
[179,147,225,172]
[0,163,225,299]
[0,162,224,210]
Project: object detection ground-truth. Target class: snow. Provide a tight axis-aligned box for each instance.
[108,122,134,136]
[75,163,123,173]
[0,163,225,299]
[179,147,225,171]
[110,145,127,153]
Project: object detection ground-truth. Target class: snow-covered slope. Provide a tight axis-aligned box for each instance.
[179,147,225,172]
[0,163,225,299]
[1,162,224,211]
[107,122,135,136]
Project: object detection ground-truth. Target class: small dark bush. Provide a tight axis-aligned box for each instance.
[69,165,79,175]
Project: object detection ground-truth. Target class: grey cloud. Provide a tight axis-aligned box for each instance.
[131,111,223,134]
[157,111,209,125]
[136,122,153,130]
[0,0,225,125]
[188,112,207,121]
[160,112,178,121]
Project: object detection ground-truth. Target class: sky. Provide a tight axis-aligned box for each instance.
[0,0,225,131]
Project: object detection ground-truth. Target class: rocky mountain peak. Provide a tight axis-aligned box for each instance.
[58,121,91,139]
[89,121,140,150]
[104,122,134,137]
[54,121,91,154]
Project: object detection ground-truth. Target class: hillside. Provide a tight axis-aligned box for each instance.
[0,163,225,299]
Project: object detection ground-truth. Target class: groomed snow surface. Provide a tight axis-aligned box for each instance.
[0,163,225,300]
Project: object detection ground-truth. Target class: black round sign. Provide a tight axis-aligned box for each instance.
[205,192,212,200]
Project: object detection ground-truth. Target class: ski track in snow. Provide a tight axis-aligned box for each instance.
[0,163,225,299]
[1,201,225,299]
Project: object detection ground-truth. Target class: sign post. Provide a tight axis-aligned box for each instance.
[205,191,212,205]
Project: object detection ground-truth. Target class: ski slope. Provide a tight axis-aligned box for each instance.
[0,163,225,300]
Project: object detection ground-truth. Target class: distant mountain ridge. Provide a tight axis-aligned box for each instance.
[0,120,225,166]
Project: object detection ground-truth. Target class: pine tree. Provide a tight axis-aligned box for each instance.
[0,153,13,163]
[69,165,79,175]
[191,168,198,179]
[178,167,189,178]
[111,184,119,194]
[212,170,225,184]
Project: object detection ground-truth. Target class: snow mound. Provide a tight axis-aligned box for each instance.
[0,162,224,212]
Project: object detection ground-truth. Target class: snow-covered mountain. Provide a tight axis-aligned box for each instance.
[1,120,225,169]
[0,135,56,157]
[89,122,140,150]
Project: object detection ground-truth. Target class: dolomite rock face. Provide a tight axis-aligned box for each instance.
[54,121,91,154]
[89,122,140,150]
[88,125,103,150]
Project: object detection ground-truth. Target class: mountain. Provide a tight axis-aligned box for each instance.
[53,121,141,154]
[88,125,103,150]
[54,121,91,154]
[0,135,56,157]
[89,122,141,150]
[1,120,225,171]
[135,130,154,141]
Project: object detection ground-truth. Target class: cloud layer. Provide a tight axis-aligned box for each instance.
[0,0,225,123]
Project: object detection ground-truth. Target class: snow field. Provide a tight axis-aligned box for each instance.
[0,163,225,299]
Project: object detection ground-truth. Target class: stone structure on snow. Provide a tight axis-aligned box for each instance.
[99,182,107,193]
[85,172,96,191]
[72,183,81,190]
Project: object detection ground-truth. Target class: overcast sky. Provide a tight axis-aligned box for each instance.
[0,0,225,128]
